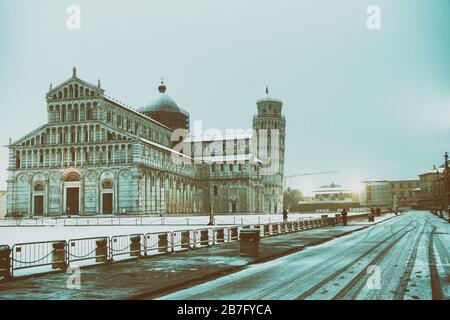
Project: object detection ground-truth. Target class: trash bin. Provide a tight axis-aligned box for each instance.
[0,245,11,278]
[368,213,375,222]
[240,229,260,257]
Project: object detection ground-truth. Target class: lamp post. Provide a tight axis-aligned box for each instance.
[208,201,214,226]
[443,152,450,222]
[434,165,439,214]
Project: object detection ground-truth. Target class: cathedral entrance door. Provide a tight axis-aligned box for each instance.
[34,196,44,216]
[102,193,113,214]
[66,188,79,215]
[231,202,237,213]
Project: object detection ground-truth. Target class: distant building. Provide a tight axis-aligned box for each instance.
[417,168,443,209]
[360,178,390,208]
[0,191,6,218]
[389,180,420,208]
[298,182,359,212]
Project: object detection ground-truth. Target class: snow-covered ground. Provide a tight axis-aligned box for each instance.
[160,211,449,300]
[0,211,364,228]
[0,212,335,246]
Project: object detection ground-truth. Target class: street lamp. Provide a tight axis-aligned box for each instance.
[443,152,450,222]
[434,164,439,215]
[208,201,215,226]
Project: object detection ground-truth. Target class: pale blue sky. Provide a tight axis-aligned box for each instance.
[0,0,449,193]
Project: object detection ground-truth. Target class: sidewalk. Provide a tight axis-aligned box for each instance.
[0,214,396,300]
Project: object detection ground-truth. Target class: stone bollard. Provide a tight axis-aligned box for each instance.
[216,229,225,243]
[272,223,279,234]
[264,224,270,236]
[286,222,292,232]
[200,230,209,246]
[95,239,109,263]
[130,236,142,257]
[181,231,190,249]
[158,233,168,253]
[239,229,260,257]
[335,214,341,225]
[328,217,336,227]
[0,245,11,279]
[51,241,67,270]
[321,215,329,226]
[230,227,239,241]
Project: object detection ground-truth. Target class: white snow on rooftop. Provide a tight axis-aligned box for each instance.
[195,154,262,164]
[185,131,254,143]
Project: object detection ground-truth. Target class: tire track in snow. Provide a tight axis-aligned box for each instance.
[428,227,443,300]
[431,227,450,299]
[295,219,416,300]
[254,217,415,300]
[331,225,416,300]
[394,218,429,300]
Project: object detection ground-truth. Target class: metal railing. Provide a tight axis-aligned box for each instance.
[11,240,67,276]
[0,216,335,280]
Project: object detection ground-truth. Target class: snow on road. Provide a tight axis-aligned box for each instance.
[159,211,450,300]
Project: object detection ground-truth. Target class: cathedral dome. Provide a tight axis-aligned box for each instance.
[139,80,190,131]
[139,81,189,117]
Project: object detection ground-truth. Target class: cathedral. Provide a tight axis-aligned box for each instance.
[6,68,286,216]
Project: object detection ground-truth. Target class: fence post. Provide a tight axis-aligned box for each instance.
[52,241,67,270]
[0,245,11,279]
[130,236,142,258]
[95,239,109,263]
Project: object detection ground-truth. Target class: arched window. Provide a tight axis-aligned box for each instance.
[15,152,21,169]
[61,108,66,122]
[102,180,113,189]
[86,108,92,120]
[72,109,78,122]
[64,172,80,181]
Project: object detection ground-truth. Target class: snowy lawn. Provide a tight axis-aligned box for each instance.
[0,212,369,246]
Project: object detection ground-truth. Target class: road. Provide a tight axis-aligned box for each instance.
[160,211,450,300]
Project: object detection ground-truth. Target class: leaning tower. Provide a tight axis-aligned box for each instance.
[252,93,286,213]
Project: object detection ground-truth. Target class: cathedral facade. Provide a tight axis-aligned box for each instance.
[6,68,285,216]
